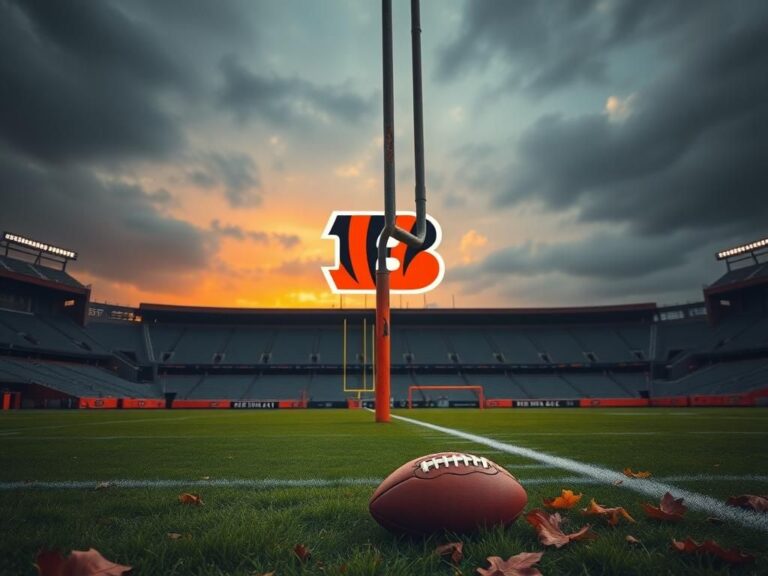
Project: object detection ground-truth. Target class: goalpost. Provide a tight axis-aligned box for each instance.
[407,386,485,409]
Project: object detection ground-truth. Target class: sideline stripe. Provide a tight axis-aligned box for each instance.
[391,413,768,533]
[0,478,381,490]
[2,474,767,492]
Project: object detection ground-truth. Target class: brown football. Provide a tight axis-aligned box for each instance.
[369,451,527,534]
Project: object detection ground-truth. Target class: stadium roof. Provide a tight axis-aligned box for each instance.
[0,254,86,293]
[138,302,657,326]
[705,261,768,295]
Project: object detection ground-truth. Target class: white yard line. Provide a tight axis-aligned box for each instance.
[0,478,382,490]
[390,413,768,532]
[1,474,766,492]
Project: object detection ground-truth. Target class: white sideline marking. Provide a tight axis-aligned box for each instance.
[2,474,766,492]
[0,478,381,490]
[391,413,768,533]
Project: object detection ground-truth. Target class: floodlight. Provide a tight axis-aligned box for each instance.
[716,237,768,260]
[2,232,78,260]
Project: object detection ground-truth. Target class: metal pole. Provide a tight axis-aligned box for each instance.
[376,0,428,423]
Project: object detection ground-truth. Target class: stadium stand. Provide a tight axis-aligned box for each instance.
[2,232,767,408]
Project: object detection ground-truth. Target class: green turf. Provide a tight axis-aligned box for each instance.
[1,408,766,575]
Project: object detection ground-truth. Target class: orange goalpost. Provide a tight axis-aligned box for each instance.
[407,386,484,409]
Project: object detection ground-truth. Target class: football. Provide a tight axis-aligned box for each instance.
[369,452,527,534]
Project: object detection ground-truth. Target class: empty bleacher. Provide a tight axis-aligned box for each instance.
[0,357,154,398]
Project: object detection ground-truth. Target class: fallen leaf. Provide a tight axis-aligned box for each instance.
[436,542,463,565]
[166,533,192,541]
[582,499,635,526]
[36,548,132,575]
[642,492,687,522]
[178,493,204,506]
[525,509,596,548]
[625,535,641,545]
[671,538,755,564]
[200,476,211,480]
[726,494,768,513]
[476,552,543,576]
[95,482,113,491]
[623,468,652,479]
[252,572,275,576]
[294,544,311,563]
[612,479,624,486]
[543,489,582,509]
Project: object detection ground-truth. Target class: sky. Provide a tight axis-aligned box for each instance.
[1,0,766,310]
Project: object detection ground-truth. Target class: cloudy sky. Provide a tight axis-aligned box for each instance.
[2,0,766,309]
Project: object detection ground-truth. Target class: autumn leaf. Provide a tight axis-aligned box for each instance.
[582,499,635,526]
[612,479,624,486]
[625,535,641,545]
[178,493,204,506]
[476,552,543,576]
[36,548,132,575]
[543,489,582,509]
[623,468,651,479]
[525,509,596,548]
[435,542,463,565]
[642,492,687,522]
[726,494,768,513]
[252,572,275,576]
[671,538,755,564]
[294,544,311,563]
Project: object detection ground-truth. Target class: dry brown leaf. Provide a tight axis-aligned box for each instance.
[525,509,596,548]
[294,543,311,563]
[612,479,624,486]
[252,572,275,576]
[543,489,583,509]
[435,542,463,565]
[642,492,687,522]
[726,494,768,513]
[623,467,652,479]
[476,552,543,576]
[582,498,635,526]
[178,493,204,506]
[671,537,755,564]
[36,548,132,575]
[625,535,641,545]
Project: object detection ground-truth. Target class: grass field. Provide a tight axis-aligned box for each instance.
[1,408,766,575]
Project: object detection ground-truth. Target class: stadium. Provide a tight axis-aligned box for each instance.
[1,231,767,412]
[2,1,768,575]
[1,230,767,575]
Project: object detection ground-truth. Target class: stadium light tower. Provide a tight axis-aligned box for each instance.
[376,0,429,422]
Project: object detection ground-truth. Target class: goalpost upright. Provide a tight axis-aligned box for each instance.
[376,0,429,422]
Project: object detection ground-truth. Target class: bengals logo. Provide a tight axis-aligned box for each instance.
[322,211,444,294]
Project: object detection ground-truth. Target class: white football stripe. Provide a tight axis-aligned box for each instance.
[1,474,766,492]
[391,413,768,533]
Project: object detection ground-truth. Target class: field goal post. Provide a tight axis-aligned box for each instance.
[407,385,484,409]
[342,318,376,398]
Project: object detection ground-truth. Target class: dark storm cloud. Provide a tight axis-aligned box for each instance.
[459,231,694,281]
[210,220,301,249]
[0,0,189,164]
[450,229,725,305]
[499,12,768,238]
[437,0,710,95]
[217,55,374,126]
[0,151,211,290]
[190,153,262,207]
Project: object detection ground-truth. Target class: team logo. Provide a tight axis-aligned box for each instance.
[322,211,444,294]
